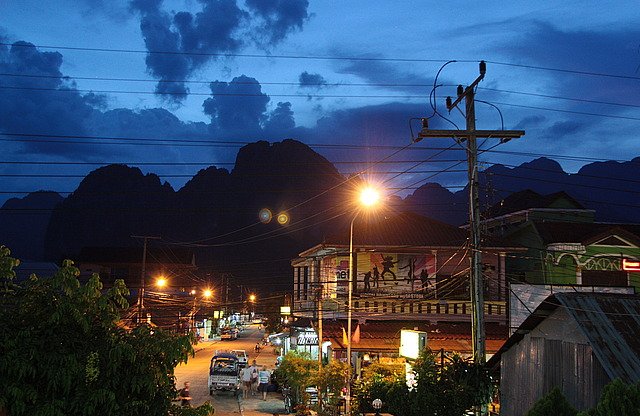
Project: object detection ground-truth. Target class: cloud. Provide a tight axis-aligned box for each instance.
[203,75,270,134]
[131,0,311,102]
[245,0,309,45]
[265,101,295,133]
[0,41,103,156]
[131,0,247,102]
[335,56,436,94]
[298,71,327,89]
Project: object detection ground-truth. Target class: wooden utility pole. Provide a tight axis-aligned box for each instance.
[416,61,524,365]
[131,235,161,324]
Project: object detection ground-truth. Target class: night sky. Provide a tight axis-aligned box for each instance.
[1,0,639,206]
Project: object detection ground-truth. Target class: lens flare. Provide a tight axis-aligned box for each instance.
[277,212,289,225]
[259,208,272,224]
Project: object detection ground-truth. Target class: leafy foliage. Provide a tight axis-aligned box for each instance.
[353,349,493,416]
[526,388,578,416]
[576,379,640,416]
[0,247,212,416]
[274,351,348,415]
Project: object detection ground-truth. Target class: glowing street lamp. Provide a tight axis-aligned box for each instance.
[346,184,382,414]
[155,276,167,288]
[249,294,256,302]
[203,289,213,299]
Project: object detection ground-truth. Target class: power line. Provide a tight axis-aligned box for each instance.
[4,72,637,110]
[3,42,639,81]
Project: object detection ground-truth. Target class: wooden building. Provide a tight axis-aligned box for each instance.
[488,292,640,415]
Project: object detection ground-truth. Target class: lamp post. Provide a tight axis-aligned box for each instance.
[346,185,381,415]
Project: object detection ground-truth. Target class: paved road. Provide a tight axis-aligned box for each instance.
[174,324,285,415]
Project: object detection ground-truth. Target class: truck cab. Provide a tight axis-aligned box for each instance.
[230,349,248,368]
[208,353,240,395]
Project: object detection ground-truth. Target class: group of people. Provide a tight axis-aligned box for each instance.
[240,359,271,401]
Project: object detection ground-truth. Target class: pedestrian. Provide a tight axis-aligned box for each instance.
[258,366,271,401]
[179,381,192,407]
[249,359,259,396]
[240,365,252,399]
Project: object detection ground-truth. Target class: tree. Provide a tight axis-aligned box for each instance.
[0,246,213,416]
[273,351,316,407]
[577,379,640,416]
[526,388,577,416]
[353,349,493,416]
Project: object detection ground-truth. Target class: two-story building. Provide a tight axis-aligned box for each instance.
[291,211,524,362]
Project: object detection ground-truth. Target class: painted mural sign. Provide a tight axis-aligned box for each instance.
[357,253,436,296]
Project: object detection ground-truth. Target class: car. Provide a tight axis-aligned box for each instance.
[230,349,248,367]
[220,328,237,340]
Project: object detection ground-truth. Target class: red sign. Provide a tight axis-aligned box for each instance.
[623,258,640,272]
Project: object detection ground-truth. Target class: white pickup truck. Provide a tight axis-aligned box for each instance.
[208,353,240,395]
[230,349,248,368]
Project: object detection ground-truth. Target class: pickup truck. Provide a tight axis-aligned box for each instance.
[220,328,238,340]
[230,349,248,367]
[208,353,240,395]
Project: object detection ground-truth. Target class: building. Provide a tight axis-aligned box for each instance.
[481,190,640,287]
[488,292,640,415]
[291,211,524,361]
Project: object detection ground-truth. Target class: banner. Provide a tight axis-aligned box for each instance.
[357,253,435,295]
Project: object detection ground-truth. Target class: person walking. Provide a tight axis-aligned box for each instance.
[249,360,259,396]
[240,365,252,399]
[258,366,271,401]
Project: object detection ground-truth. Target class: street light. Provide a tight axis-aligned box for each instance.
[346,185,381,415]
[155,276,167,288]
[372,398,383,416]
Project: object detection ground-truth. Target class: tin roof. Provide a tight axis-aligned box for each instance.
[484,190,586,218]
[488,292,640,383]
[318,320,508,354]
[533,222,640,246]
[318,211,517,250]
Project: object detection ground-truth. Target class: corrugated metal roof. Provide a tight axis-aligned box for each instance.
[484,190,585,218]
[318,320,508,354]
[322,211,516,249]
[488,292,640,384]
[534,222,640,245]
[558,292,640,383]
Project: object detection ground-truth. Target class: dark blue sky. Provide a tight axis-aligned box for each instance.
[1,1,639,205]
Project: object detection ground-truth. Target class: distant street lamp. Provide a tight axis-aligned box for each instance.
[346,185,381,415]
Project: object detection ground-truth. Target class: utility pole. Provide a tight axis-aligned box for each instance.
[416,61,524,365]
[131,235,161,324]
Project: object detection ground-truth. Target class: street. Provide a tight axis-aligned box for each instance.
[174,324,286,415]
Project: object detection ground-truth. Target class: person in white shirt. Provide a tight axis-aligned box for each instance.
[248,360,259,396]
[240,365,252,399]
[258,366,271,401]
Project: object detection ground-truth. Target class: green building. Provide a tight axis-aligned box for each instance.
[482,190,640,290]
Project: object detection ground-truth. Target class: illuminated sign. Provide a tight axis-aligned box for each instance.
[399,329,427,360]
[280,306,291,315]
[623,258,640,272]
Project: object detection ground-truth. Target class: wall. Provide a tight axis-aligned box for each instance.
[500,308,610,415]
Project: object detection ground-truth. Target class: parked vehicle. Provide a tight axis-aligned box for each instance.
[230,349,248,367]
[220,327,237,340]
[208,353,240,394]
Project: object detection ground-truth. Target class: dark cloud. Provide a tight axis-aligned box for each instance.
[498,21,640,107]
[245,0,309,45]
[544,120,584,138]
[265,101,295,133]
[131,0,247,102]
[335,57,435,94]
[298,71,327,89]
[131,0,310,102]
[0,41,103,156]
[203,75,270,134]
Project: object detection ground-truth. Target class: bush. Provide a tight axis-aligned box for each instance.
[526,388,577,416]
